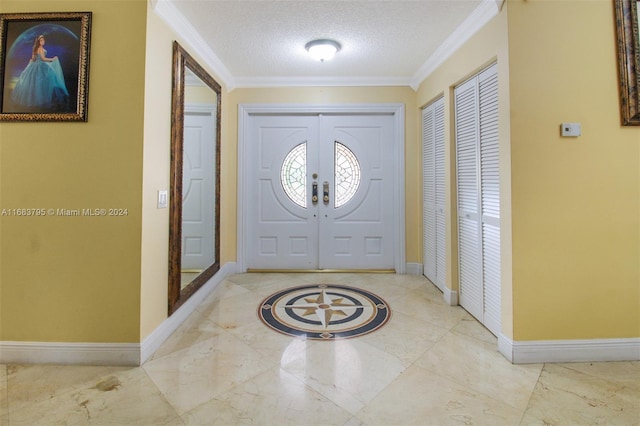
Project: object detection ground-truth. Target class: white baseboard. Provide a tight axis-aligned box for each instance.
[0,262,239,367]
[443,287,458,306]
[405,263,423,275]
[0,341,140,366]
[406,264,457,306]
[498,333,640,364]
[140,262,237,364]
[497,333,513,363]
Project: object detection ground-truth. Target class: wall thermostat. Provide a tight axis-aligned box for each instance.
[561,122,581,137]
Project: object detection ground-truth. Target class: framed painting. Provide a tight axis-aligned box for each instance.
[0,11,91,122]
[615,0,640,125]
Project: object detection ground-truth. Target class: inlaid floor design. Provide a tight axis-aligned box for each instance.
[258,284,391,340]
[1,272,638,425]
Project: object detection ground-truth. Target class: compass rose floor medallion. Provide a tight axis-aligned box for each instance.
[258,284,391,340]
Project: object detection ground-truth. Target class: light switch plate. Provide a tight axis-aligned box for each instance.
[561,122,581,137]
[158,190,168,208]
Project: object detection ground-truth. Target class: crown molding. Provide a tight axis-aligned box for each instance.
[153,0,236,91]
[233,75,412,89]
[410,0,500,90]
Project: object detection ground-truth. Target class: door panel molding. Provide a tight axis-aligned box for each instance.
[238,103,405,273]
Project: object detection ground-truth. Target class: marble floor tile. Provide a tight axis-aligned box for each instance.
[195,290,265,331]
[521,363,640,425]
[381,272,440,288]
[143,330,275,415]
[343,417,366,426]
[239,275,315,298]
[149,309,227,361]
[5,364,129,415]
[391,288,468,329]
[557,361,640,390]
[181,366,352,425]
[339,273,431,303]
[415,331,543,411]
[296,272,370,286]
[356,364,524,425]
[201,279,251,303]
[224,321,312,367]
[450,315,498,346]
[0,365,7,426]
[358,310,448,367]
[280,338,406,415]
[7,367,181,425]
[226,272,295,292]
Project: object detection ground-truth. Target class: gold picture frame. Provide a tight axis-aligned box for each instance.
[615,0,640,125]
[0,12,92,122]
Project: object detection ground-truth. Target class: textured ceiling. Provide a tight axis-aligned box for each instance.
[159,0,495,89]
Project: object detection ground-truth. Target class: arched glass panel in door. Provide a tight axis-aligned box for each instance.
[334,142,360,208]
[281,142,307,208]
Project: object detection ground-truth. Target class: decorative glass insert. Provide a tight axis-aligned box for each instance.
[335,142,360,208]
[281,142,307,208]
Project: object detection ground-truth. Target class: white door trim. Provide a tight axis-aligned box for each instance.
[238,103,406,273]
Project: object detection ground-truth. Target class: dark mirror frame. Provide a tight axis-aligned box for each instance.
[615,0,640,125]
[169,41,222,315]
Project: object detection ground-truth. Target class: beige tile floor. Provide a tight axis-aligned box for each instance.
[1,273,638,425]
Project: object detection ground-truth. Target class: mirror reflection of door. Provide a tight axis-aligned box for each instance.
[181,107,216,288]
[180,71,217,290]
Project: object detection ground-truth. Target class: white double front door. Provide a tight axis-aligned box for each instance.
[246,113,396,270]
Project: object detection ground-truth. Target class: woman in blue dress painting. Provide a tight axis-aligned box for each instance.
[11,35,69,109]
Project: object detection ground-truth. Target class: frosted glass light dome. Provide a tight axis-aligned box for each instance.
[305,39,341,62]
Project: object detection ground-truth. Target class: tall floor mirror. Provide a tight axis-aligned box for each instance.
[169,41,222,314]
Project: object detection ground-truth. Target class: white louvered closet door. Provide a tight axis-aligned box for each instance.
[479,65,501,335]
[434,99,446,291]
[455,77,483,321]
[422,96,446,291]
[454,63,500,336]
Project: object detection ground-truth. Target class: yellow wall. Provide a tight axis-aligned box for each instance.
[226,86,420,265]
[415,6,513,337]
[507,0,639,340]
[185,85,217,104]
[0,1,147,342]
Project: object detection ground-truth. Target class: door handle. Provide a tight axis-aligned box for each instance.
[312,181,318,204]
[323,181,329,204]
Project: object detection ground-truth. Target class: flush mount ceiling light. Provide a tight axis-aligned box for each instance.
[305,39,341,62]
